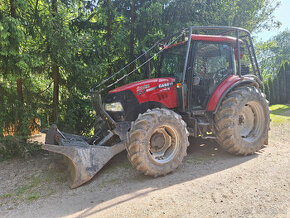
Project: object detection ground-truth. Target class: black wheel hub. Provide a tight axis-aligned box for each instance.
[150,132,165,153]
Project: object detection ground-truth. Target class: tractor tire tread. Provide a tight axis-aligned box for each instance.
[214,85,270,155]
[127,108,189,177]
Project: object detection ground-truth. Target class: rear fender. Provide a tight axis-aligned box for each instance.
[207,75,259,113]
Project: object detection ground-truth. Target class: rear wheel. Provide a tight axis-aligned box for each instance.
[214,85,270,155]
[127,108,189,176]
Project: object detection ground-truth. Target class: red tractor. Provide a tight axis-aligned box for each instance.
[43,26,270,188]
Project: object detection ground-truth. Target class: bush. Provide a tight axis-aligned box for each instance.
[263,61,290,105]
[59,93,95,135]
[0,136,42,161]
[264,79,270,101]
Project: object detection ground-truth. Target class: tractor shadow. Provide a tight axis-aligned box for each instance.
[53,136,260,217]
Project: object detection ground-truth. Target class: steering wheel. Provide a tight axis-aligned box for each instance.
[213,68,228,82]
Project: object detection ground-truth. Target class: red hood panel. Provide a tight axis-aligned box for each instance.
[109,77,177,108]
[109,78,175,93]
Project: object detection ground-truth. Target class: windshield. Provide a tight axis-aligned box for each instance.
[159,44,187,81]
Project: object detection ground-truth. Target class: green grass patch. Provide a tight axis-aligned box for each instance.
[15,185,33,197]
[0,174,57,204]
[26,193,40,201]
[14,176,43,197]
[269,104,290,125]
[102,160,132,175]
[99,178,121,188]
[1,193,12,199]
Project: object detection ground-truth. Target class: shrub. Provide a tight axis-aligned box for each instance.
[0,136,41,161]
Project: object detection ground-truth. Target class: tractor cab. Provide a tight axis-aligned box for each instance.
[154,34,246,112]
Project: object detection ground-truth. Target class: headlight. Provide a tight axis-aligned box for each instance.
[104,102,124,112]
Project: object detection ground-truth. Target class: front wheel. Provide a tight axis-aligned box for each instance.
[214,85,270,155]
[127,108,189,177]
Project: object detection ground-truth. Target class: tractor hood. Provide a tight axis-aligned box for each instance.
[109,77,176,96]
[107,77,177,109]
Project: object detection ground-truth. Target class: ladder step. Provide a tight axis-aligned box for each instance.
[202,136,216,139]
[198,122,210,126]
[191,110,206,116]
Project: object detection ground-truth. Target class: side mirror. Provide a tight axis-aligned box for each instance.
[241,65,249,75]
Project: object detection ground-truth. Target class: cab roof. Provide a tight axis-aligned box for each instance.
[165,34,241,50]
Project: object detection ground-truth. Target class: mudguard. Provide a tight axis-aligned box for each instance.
[207,75,260,113]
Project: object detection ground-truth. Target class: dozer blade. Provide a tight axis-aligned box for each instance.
[42,125,126,188]
[42,142,125,188]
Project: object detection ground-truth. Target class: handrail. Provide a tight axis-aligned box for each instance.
[90,29,186,93]
[90,26,261,94]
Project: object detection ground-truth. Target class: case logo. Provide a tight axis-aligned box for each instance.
[136,82,174,96]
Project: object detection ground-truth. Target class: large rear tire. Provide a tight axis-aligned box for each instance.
[214,85,270,155]
[127,108,189,176]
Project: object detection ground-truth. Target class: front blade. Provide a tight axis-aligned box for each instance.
[42,142,125,188]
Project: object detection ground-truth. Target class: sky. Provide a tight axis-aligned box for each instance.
[254,0,290,42]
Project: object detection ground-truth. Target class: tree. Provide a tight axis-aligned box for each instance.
[286,62,290,102]
[263,79,270,102]
[0,0,283,137]
[0,0,32,136]
[51,0,60,123]
[256,29,290,77]
[211,0,280,32]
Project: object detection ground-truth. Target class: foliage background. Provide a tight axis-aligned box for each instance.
[0,0,287,146]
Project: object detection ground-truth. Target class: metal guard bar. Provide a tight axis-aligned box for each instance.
[91,92,116,130]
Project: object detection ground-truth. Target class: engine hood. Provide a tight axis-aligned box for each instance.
[105,77,177,122]
[106,77,177,120]
[109,77,176,94]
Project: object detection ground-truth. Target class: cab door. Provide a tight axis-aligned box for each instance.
[189,41,235,110]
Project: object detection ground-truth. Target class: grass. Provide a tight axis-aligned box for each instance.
[269,104,290,125]
[26,193,41,201]
[0,174,58,205]
[1,193,12,199]
[99,178,121,188]
[15,185,33,197]
[102,160,132,175]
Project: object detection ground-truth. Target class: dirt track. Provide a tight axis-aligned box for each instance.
[0,122,289,217]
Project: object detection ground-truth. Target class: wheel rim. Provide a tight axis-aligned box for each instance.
[148,125,179,164]
[238,101,264,143]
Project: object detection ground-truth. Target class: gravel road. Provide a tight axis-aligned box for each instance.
[0,121,289,218]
